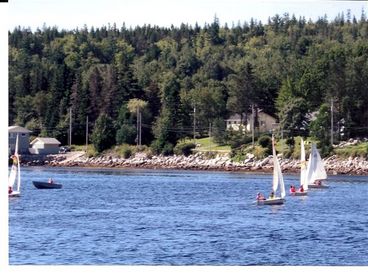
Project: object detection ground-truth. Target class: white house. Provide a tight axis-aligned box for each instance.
[30,137,61,155]
[8,126,32,154]
[225,111,277,133]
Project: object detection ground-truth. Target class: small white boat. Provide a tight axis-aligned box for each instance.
[9,191,21,197]
[257,136,286,206]
[257,197,285,205]
[307,183,329,189]
[290,191,307,196]
[8,134,21,198]
[306,143,328,189]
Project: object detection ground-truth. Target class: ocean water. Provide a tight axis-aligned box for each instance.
[8,167,368,265]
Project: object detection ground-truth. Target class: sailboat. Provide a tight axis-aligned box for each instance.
[290,138,308,196]
[306,143,329,189]
[257,136,286,205]
[8,134,21,197]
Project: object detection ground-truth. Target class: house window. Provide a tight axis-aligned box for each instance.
[22,133,26,137]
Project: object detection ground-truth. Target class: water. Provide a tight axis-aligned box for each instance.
[8,167,368,265]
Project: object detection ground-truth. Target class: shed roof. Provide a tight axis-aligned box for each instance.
[30,137,61,145]
[8,126,32,133]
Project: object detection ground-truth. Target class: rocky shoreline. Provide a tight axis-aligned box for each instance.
[20,152,368,175]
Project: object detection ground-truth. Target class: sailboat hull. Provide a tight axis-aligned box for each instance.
[9,191,20,197]
[308,184,329,189]
[257,198,285,205]
[290,191,307,196]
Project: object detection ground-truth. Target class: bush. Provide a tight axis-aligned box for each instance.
[174,142,196,156]
[227,130,252,149]
[122,146,133,159]
[258,135,272,148]
[116,124,136,145]
[258,135,272,155]
[162,143,174,156]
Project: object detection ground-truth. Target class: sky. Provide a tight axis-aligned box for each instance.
[6,0,368,31]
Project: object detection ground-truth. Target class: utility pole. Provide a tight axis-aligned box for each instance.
[139,110,142,146]
[69,108,72,148]
[135,107,142,146]
[281,128,284,157]
[331,98,334,146]
[136,107,139,146]
[251,104,255,148]
[85,115,89,152]
[193,105,196,145]
[209,122,212,152]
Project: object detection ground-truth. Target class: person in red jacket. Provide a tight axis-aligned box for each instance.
[290,185,296,193]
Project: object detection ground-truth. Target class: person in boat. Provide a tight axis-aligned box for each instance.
[299,185,304,192]
[314,180,322,186]
[48,178,54,184]
[269,191,275,199]
[8,186,13,194]
[256,192,265,201]
[290,185,296,193]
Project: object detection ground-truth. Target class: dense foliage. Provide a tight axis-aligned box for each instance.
[9,12,368,153]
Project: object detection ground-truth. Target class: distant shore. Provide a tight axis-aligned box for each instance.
[19,152,368,176]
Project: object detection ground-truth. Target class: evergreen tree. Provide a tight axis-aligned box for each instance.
[91,113,115,153]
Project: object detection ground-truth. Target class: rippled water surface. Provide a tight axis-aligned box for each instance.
[9,167,368,265]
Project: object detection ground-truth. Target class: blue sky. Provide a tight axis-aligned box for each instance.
[7,0,368,30]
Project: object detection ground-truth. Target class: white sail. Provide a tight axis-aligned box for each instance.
[272,136,285,198]
[305,143,327,185]
[300,138,308,191]
[8,134,21,193]
[8,162,17,189]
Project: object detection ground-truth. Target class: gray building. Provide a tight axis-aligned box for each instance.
[8,126,32,154]
[30,137,61,155]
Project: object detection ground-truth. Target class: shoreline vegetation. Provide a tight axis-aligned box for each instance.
[9,16,368,164]
[20,151,368,176]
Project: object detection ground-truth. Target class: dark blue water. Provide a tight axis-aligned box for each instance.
[9,167,368,265]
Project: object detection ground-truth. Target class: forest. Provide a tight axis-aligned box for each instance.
[8,11,368,155]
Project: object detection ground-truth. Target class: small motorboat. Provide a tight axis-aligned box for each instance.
[33,181,62,189]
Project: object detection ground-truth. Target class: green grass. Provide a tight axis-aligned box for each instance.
[334,142,368,158]
[180,137,231,153]
[71,144,97,157]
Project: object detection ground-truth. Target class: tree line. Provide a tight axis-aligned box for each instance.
[9,11,368,154]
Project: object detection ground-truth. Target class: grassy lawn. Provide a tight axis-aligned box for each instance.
[334,142,368,158]
[181,137,231,153]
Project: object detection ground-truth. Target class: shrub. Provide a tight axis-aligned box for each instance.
[258,135,272,155]
[174,142,196,156]
[162,143,174,156]
[258,135,272,148]
[116,124,136,145]
[117,144,133,158]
